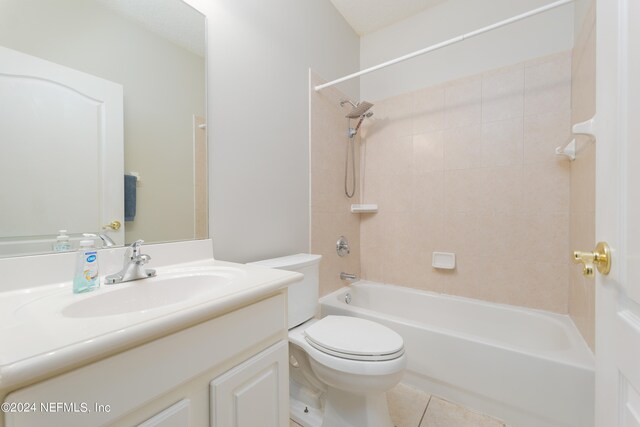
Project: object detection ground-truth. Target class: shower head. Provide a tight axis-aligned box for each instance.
[343,101,374,119]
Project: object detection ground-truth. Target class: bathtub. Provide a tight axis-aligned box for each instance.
[320,281,594,427]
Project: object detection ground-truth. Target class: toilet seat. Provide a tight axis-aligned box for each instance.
[289,317,406,377]
[304,316,404,361]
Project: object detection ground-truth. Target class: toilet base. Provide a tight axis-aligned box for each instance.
[290,396,323,427]
[321,387,393,427]
[290,387,394,427]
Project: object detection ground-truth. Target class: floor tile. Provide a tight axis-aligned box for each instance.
[419,397,504,427]
[387,383,431,427]
[290,385,504,427]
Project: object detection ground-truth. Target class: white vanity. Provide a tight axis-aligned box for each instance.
[0,240,301,427]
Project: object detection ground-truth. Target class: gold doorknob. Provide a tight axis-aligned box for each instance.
[573,241,611,277]
[103,220,121,231]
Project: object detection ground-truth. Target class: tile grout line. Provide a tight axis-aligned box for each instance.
[417,395,432,427]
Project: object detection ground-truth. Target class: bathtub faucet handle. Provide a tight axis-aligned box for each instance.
[337,236,350,257]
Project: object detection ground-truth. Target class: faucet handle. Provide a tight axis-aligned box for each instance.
[130,239,144,256]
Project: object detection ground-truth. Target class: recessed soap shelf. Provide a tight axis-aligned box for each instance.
[432,252,456,270]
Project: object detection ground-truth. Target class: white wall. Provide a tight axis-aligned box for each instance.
[185,0,360,263]
[360,0,574,100]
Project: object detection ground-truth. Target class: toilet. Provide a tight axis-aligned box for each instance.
[249,254,406,427]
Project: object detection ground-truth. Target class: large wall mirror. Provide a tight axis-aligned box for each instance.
[0,0,207,257]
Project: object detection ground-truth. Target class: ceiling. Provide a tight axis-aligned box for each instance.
[329,0,447,36]
[94,0,205,57]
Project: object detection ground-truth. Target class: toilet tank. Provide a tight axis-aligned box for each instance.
[249,254,322,329]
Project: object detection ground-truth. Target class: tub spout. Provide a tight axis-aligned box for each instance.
[340,272,358,282]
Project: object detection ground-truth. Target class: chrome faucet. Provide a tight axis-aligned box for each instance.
[83,232,116,247]
[105,240,156,284]
[340,272,358,283]
[97,233,116,247]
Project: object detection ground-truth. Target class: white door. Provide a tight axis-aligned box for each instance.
[594,0,640,425]
[210,341,289,427]
[0,46,124,248]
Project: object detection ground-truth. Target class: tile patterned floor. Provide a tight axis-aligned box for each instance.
[290,383,506,427]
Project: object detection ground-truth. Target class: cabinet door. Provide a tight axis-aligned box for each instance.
[137,399,190,427]
[210,340,289,427]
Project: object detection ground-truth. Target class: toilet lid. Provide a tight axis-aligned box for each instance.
[304,316,404,361]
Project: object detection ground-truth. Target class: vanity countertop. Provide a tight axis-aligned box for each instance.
[0,257,301,393]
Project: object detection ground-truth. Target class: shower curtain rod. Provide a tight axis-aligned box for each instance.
[314,0,573,92]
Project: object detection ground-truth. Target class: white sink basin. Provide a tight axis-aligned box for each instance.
[15,266,247,319]
[64,268,243,317]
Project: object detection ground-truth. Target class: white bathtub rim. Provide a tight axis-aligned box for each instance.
[325,298,593,371]
[338,280,580,327]
[321,282,594,371]
[330,280,591,353]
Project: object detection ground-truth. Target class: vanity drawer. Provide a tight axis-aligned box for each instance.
[3,292,286,427]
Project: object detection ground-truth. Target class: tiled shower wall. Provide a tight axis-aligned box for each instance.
[310,73,361,296]
[569,1,596,350]
[358,52,573,313]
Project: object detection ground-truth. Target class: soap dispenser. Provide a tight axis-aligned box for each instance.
[73,240,100,293]
[52,230,71,252]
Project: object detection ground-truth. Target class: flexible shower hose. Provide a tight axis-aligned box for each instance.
[344,127,356,198]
